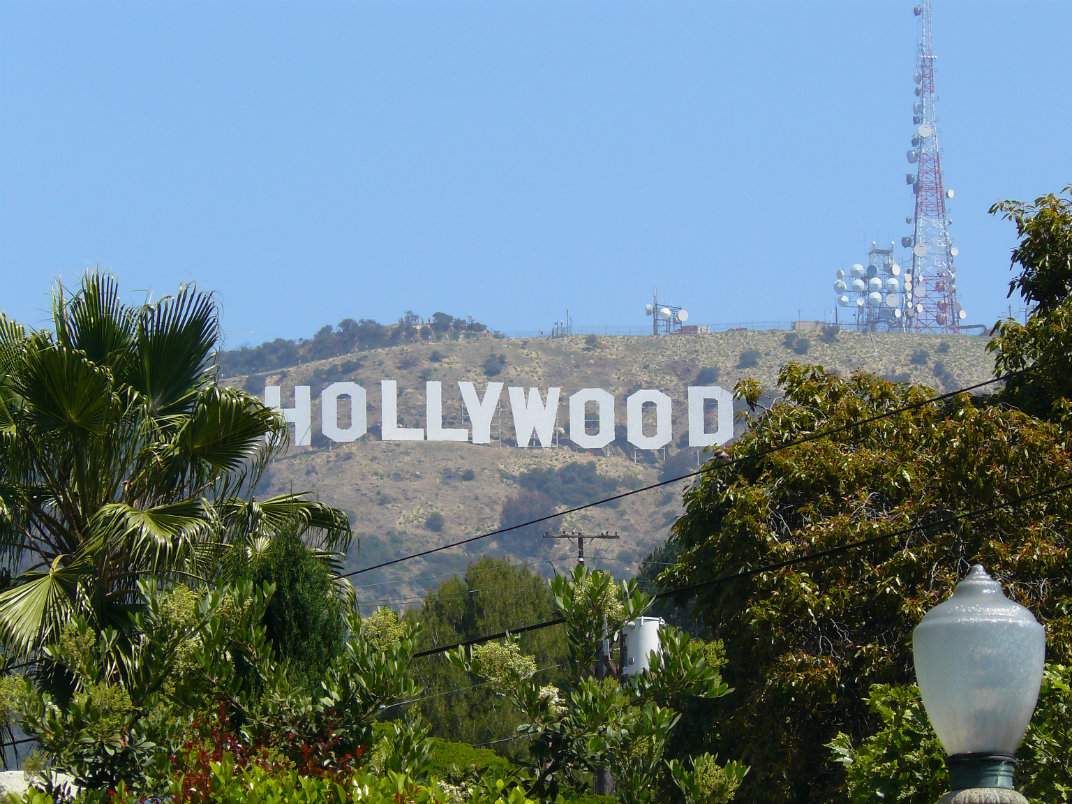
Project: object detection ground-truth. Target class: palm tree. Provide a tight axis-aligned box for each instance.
[0,273,350,656]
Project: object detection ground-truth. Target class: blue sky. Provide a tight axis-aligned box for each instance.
[3,1,1070,347]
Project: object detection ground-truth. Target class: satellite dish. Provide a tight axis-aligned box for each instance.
[834,280,847,293]
[914,286,927,298]
[906,216,913,224]
[886,278,900,292]
[868,277,882,292]
[851,278,866,293]
[902,236,914,248]
[676,309,689,323]
[914,70,922,82]
[856,297,866,307]
[907,151,918,164]
[645,304,654,315]
[913,244,929,257]
[868,292,882,307]
[918,123,933,138]
[838,295,851,307]
[950,246,959,257]
[850,263,865,277]
[959,309,967,320]
[836,269,845,279]
[885,293,900,308]
[936,312,948,325]
[894,308,903,318]
[890,263,902,276]
[916,303,924,314]
[659,307,672,320]
[946,189,955,199]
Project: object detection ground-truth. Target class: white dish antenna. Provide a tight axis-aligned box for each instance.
[838,295,851,307]
[851,278,866,293]
[836,268,845,279]
[675,309,689,323]
[850,263,865,277]
[834,279,847,293]
[645,304,654,315]
[885,293,900,308]
[659,307,672,320]
[894,308,903,318]
[890,263,901,276]
[868,292,882,307]
[886,278,900,292]
[856,297,866,307]
[959,309,967,320]
[868,277,883,292]
[913,244,929,257]
[918,123,933,138]
[950,247,959,257]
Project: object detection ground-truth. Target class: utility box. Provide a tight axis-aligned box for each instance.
[620,617,664,677]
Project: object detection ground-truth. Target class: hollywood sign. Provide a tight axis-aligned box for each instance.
[265,381,733,450]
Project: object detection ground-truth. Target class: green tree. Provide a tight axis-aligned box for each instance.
[829,664,1072,804]
[406,558,565,755]
[452,566,745,804]
[988,187,1072,419]
[660,364,1072,803]
[0,274,350,656]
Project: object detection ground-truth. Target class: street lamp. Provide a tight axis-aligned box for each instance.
[912,565,1045,802]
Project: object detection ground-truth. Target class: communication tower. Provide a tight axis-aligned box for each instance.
[901,0,965,332]
[833,243,907,332]
[645,291,689,335]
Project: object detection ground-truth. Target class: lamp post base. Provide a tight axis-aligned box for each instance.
[937,790,1028,804]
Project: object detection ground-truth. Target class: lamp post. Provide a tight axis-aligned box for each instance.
[912,565,1045,804]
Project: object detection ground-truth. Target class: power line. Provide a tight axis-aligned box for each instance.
[342,366,1028,579]
[410,477,1072,660]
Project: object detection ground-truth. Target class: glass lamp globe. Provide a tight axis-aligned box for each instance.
[912,565,1045,790]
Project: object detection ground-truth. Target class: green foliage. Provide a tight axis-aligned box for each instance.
[667,753,748,804]
[989,186,1072,419]
[694,367,721,385]
[460,468,476,482]
[910,348,930,365]
[517,463,619,509]
[0,580,428,797]
[236,527,345,686]
[452,566,742,804]
[408,559,565,755]
[829,665,1072,804]
[782,333,810,356]
[991,186,1072,315]
[483,354,508,377]
[661,363,1072,802]
[425,512,446,532]
[736,349,761,369]
[499,492,559,553]
[0,273,351,658]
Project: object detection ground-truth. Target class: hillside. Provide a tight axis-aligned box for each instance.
[224,327,996,609]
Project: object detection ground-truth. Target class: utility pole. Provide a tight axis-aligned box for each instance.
[544,530,620,795]
[542,530,619,568]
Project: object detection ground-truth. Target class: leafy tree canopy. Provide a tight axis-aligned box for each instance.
[659,364,1072,802]
[0,274,350,656]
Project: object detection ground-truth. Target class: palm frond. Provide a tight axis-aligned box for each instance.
[89,499,216,575]
[132,284,220,417]
[0,559,95,656]
[55,273,137,370]
[11,340,116,437]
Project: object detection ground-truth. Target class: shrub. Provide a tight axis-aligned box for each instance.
[820,324,840,343]
[425,512,445,532]
[430,350,444,363]
[936,341,950,354]
[909,348,930,366]
[460,468,476,481]
[483,354,507,377]
[695,367,721,385]
[737,349,761,369]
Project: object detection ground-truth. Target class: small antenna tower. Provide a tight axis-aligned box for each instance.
[902,0,965,333]
[645,290,689,335]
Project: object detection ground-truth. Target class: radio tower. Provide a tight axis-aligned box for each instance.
[903,0,965,333]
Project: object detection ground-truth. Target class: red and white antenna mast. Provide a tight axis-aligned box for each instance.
[903,0,964,333]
